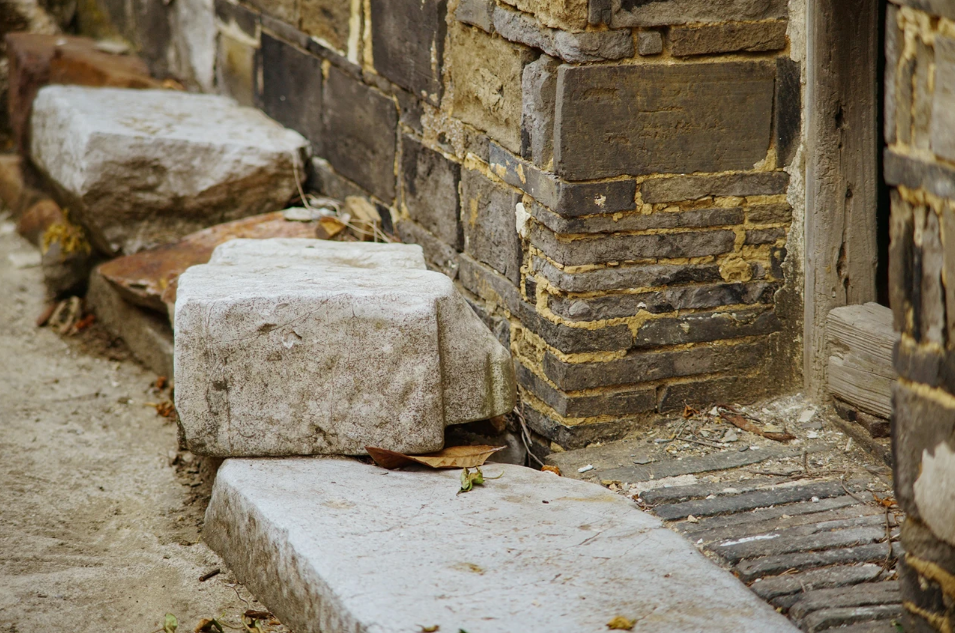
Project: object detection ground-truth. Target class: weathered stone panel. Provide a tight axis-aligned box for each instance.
[401,136,462,249]
[669,20,787,57]
[553,62,776,180]
[369,0,447,103]
[259,33,323,151]
[590,0,788,28]
[461,169,523,285]
[498,0,588,31]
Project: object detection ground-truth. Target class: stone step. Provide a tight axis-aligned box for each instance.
[204,458,799,633]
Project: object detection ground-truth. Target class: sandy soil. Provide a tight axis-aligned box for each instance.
[0,218,283,632]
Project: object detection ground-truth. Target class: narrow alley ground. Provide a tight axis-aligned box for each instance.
[0,217,280,631]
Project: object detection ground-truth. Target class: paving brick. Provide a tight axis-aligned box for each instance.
[750,564,885,600]
[801,605,903,633]
[687,503,886,545]
[670,20,787,57]
[400,136,462,249]
[300,0,351,53]
[533,255,722,293]
[461,168,523,285]
[641,171,790,204]
[554,62,775,180]
[788,583,901,624]
[736,543,897,582]
[592,0,788,28]
[542,339,767,391]
[654,481,847,522]
[322,65,398,201]
[369,0,446,103]
[711,526,885,564]
[681,496,863,536]
[259,33,323,151]
[450,23,530,154]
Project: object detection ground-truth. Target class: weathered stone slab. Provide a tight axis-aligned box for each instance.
[750,564,885,600]
[259,33,324,152]
[640,171,790,204]
[554,62,775,180]
[322,66,398,202]
[30,86,308,256]
[205,457,799,633]
[370,0,447,103]
[175,239,515,456]
[400,136,462,249]
[590,0,788,28]
[653,481,847,521]
[96,211,321,316]
[670,20,788,57]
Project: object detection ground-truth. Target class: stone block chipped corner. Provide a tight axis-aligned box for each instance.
[174,238,516,457]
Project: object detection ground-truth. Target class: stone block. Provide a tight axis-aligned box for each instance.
[554,62,776,180]
[30,86,309,256]
[396,219,460,278]
[592,0,788,28]
[516,362,656,418]
[175,239,516,456]
[400,136,462,249]
[885,4,900,147]
[461,168,523,285]
[529,200,743,235]
[260,12,309,49]
[5,33,162,154]
[530,223,736,267]
[322,65,398,201]
[308,157,370,201]
[889,191,914,334]
[931,35,955,163]
[205,458,797,633]
[521,55,559,169]
[492,3,633,63]
[87,267,175,379]
[747,203,793,224]
[637,30,663,56]
[533,255,723,293]
[456,0,495,32]
[259,33,323,151]
[670,20,787,57]
[897,55,915,147]
[498,0,589,31]
[658,374,768,413]
[641,171,790,204]
[891,380,955,519]
[775,57,801,168]
[542,339,768,391]
[745,227,787,245]
[216,29,257,107]
[914,38,934,152]
[450,23,530,154]
[633,308,781,349]
[884,150,955,204]
[369,0,446,103]
[300,0,351,53]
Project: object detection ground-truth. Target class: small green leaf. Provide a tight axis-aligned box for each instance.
[163,614,178,633]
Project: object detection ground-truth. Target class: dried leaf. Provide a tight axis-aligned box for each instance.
[163,614,179,633]
[607,616,635,630]
[682,404,700,419]
[316,216,346,239]
[541,465,561,476]
[719,410,795,442]
[365,445,506,470]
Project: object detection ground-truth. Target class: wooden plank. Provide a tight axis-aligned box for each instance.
[827,303,897,367]
[828,354,895,419]
[827,302,898,419]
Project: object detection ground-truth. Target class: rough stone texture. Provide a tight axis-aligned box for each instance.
[369,0,446,103]
[5,33,161,154]
[456,0,494,32]
[300,0,350,53]
[592,0,788,28]
[497,0,589,31]
[776,57,801,168]
[533,256,722,293]
[216,28,257,107]
[641,171,790,204]
[450,23,530,154]
[521,55,558,169]
[204,457,799,633]
[400,136,462,249]
[632,308,780,349]
[637,30,663,55]
[175,239,515,456]
[491,3,633,63]
[396,219,460,278]
[30,86,308,256]
[748,203,793,224]
[516,362,656,418]
[322,65,397,202]
[245,0,298,25]
[670,20,787,57]
[930,35,955,163]
[530,200,743,235]
[259,33,323,151]
[884,150,955,203]
[554,62,775,180]
[461,169,522,285]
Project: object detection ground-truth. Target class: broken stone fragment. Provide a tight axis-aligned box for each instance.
[30,85,310,255]
[174,239,516,457]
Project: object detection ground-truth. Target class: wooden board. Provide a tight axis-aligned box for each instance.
[827,302,898,419]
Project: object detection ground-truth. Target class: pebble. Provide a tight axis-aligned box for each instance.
[578,464,595,473]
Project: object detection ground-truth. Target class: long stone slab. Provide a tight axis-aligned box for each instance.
[175,239,515,456]
[204,458,799,633]
[30,86,309,255]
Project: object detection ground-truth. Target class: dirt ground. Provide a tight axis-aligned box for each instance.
[0,218,281,631]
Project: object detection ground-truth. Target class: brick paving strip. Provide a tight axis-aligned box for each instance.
[548,428,905,633]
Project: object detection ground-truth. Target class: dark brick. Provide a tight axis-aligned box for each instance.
[259,13,309,49]
[775,57,801,168]
[455,0,495,32]
[531,223,736,267]
[308,157,370,201]
[553,62,775,180]
[670,20,787,57]
[322,66,398,201]
[522,404,644,449]
[889,190,915,333]
[747,202,792,224]
[901,517,955,577]
[885,4,901,146]
[521,55,558,168]
[884,150,955,201]
[529,201,743,235]
[533,255,723,293]
[633,308,780,348]
[637,30,663,56]
[396,89,424,134]
[400,136,462,249]
[745,227,787,245]
[542,339,768,391]
[833,398,891,439]
[597,0,788,28]
[464,297,510,349]
[897,55,916,146]
[524,275,537,301]
[892,380,955,519]
[736,543,898,583]
[516,363,656,418]
[461,168,522,284]
[641,171,790,204]
[914,38,935,152]
[215,0,258,37]
[370,0,447,103]
[458,254,632,353]
[259,34,323,151]
[395,219,459,278]
[301,0,351,53]
[933,35,955,164]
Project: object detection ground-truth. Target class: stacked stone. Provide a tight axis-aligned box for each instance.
[206,0,799,448]
[884,2,955,631]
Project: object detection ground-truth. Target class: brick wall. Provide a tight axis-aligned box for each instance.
[83,0,804,449]
[885,2,955,630]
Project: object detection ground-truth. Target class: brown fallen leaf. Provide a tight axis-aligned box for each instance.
[719,409,795,443]
[316,215,346,239]
[541,465,561,476]
[365,445,506,469]
[607,616,635,630]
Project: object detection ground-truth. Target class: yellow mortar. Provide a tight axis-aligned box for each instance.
[907,555,955,600]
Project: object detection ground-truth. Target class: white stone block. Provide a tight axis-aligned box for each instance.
[204,458,800,633]
[175,239,515,456]
[30,86,309,255]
